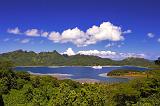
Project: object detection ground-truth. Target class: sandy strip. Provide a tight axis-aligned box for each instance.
[28,71,72,80]
[98,73,108,78]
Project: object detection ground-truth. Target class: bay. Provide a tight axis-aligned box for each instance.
[15,66,148,83]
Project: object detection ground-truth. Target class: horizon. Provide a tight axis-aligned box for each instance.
[0,0,160,60]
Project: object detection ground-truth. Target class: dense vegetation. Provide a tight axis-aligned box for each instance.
[1,60,160,106]
[107,69,147,77]
[0,50,156,67]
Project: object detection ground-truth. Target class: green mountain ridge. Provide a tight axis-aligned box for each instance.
[0,50,155,67]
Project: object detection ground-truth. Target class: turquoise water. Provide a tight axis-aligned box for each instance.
[15,66,148,83]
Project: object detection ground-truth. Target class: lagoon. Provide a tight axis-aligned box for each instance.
[15,66,148,83]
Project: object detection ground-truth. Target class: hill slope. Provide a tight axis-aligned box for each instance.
[0,50,154,67]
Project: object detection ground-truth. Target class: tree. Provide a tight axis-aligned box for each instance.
[0,61,14,70]
[155,57,160,66]
[15,71,30,81]
[113,84,140,106]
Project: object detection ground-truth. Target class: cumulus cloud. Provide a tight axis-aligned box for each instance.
[48,22,125,46]
[62,48,75,56]
[123,29,132,34]
[41,31,48,37]
[25,29,40,37]
[48,32,61,43]
[8,22,130,47]
[77,50,116,57]
[86,22,124,41]
[7,27,21,34]
[62,48,146,60]
[8,28,49,37]
[147,33,154,38]
[20,39,30,43]
[48,27,87,46]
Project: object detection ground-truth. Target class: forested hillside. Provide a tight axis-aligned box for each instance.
[0,50,155,67]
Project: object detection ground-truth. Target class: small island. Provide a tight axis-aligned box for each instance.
[107,69,149,78]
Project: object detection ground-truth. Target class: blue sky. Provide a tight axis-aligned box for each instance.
[0,0,160,60]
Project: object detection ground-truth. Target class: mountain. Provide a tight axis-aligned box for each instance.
[0,50,154,67]
[119,57,155,67]
[65,54,116,66]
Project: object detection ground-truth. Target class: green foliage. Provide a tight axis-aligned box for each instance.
[0,50,155,67]
[0,69,17,94]
[1,60,160,106]
[107,69,143,76]
[0,60,14,70]
[113,84,140,106]
[120,57,154,67]
[15,71,30,81]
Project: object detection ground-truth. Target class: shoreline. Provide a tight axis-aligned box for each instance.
[99,72,148,79]
[28,71,102,83]
[107,73,148,79]
[28,71,73,80]
[28,71,100,83]
[107,75,147,79]
[15,65,149,68]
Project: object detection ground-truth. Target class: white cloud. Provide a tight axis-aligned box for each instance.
[41,31,48,37]
[48,27,87,47]
[20,39,30,43]
[48,22,125,46]
[25,29,40,36]
[48,32,61,43]
[86,22,124,42]
[8,22,129,47]
[123,29,132,34]
[158,38,160,42]
[77,50,117,57]
[62,48,146,60]
[147,33,154,38]
[62,48,75,56]
[7,27,21,34]
[8,28,49,37]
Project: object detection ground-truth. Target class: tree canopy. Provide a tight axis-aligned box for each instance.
[0,60,160,105]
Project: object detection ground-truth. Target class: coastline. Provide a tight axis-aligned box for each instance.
[107,75,148,79]
[28,71,73,80]
[28,71,101,83]
[15,65,149,68]
[99,72,148,79]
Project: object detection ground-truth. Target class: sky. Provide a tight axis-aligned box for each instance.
[0,0,160,60]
